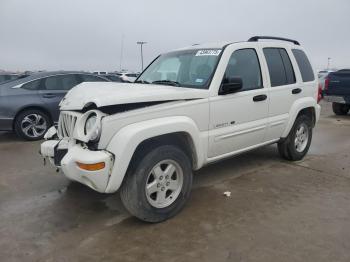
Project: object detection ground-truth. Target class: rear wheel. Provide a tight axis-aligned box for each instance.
[332,102,349,115]
[14,109,51,141]
[120,145,193,223]
[278,115,313,161]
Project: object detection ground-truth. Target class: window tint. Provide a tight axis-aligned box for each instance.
[279,49,296,84]
[42,75,79,90]
[60,75,79,90]
[263,48,296,87]
[43,76,61,90]
[292,49,314,82]
[224,48,262,91]
[80,74,107,82]
[21,79,42,90]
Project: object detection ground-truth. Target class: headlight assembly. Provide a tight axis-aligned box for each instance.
[84,112,101,142]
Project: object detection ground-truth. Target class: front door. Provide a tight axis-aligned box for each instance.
[208,48,269,159]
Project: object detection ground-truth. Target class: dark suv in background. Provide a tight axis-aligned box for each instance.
[323,69,350,115]
[0,71,109,140]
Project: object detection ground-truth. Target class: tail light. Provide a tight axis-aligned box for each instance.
[324,77,330,91]
[317,84,323,103]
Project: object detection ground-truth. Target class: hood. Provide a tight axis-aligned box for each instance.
[59,82,209,110]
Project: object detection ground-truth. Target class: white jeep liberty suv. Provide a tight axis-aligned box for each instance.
[41,36,321,222]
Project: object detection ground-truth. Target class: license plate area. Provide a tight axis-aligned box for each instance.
[53,139,70,166]
[54,147,68,166]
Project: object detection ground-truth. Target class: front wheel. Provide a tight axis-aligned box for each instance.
[278,115,313,161]
[120,145,193,223]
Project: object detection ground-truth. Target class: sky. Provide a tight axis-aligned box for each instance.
[0,0,349,72]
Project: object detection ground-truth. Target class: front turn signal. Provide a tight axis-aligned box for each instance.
[76,161,105,171]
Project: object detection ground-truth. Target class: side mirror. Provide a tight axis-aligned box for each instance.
[219,77,243,95]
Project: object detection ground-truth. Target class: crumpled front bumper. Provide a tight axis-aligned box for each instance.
[40,139,114,193]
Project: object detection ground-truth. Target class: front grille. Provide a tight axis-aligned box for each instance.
[58,111,81,138]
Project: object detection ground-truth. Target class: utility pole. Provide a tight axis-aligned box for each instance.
[327,57,331,70]
[137,41,147,71]
[119,34,124,71]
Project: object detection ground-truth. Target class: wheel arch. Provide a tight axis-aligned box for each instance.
[281,98,318,138]
[130,132,198,169]
[104,116,205,193]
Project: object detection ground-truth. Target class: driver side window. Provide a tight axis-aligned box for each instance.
[224,49,262,91]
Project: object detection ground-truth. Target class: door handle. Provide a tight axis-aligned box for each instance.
[292,88,302,94]
[42,93,56,98]
[253,94,267,102]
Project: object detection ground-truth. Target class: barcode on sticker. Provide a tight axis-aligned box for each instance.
[195,49,221,56]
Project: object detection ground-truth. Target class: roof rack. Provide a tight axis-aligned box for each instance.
[248,36,300,45]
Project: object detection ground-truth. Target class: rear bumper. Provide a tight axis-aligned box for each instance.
[0,118,13,131]
[323,95,349,104]
[41,139,114,193]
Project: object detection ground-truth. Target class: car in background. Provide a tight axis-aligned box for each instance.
[0,73,30,84]
[323,69,350,115]
[103,74,125,82]
[0,71,109,140]
[318,69,333,79]
[93,71,108,75]
[116,72,139,82]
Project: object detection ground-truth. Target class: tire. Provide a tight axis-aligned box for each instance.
[332,102,349,115]
[14,109,51,141]
[120,144,193,223]
[278,115,313,161]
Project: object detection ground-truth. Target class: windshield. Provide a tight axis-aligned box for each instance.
[136,49,222,89]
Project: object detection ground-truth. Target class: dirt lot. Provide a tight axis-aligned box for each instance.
[1,101,350,262]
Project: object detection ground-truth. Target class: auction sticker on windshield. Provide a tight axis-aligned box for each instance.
[195,49,221,56]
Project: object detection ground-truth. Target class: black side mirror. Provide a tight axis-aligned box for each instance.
[219,77,243,95]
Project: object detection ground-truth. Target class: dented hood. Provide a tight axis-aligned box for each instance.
[59,82,209,110]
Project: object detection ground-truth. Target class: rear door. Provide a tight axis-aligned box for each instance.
[261,46,300,141]
[39,74,80,122]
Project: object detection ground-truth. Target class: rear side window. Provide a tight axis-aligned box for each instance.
[21,79,42,90]
[292,49,315,82]
[263,48,296,87]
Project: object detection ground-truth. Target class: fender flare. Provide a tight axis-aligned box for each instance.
[281,97,318,138]
[104,116,205,193]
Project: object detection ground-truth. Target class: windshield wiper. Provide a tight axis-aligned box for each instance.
[135,80,150,84]
[152,80,181,87]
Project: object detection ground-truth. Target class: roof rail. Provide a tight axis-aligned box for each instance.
[248,36,300,45]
